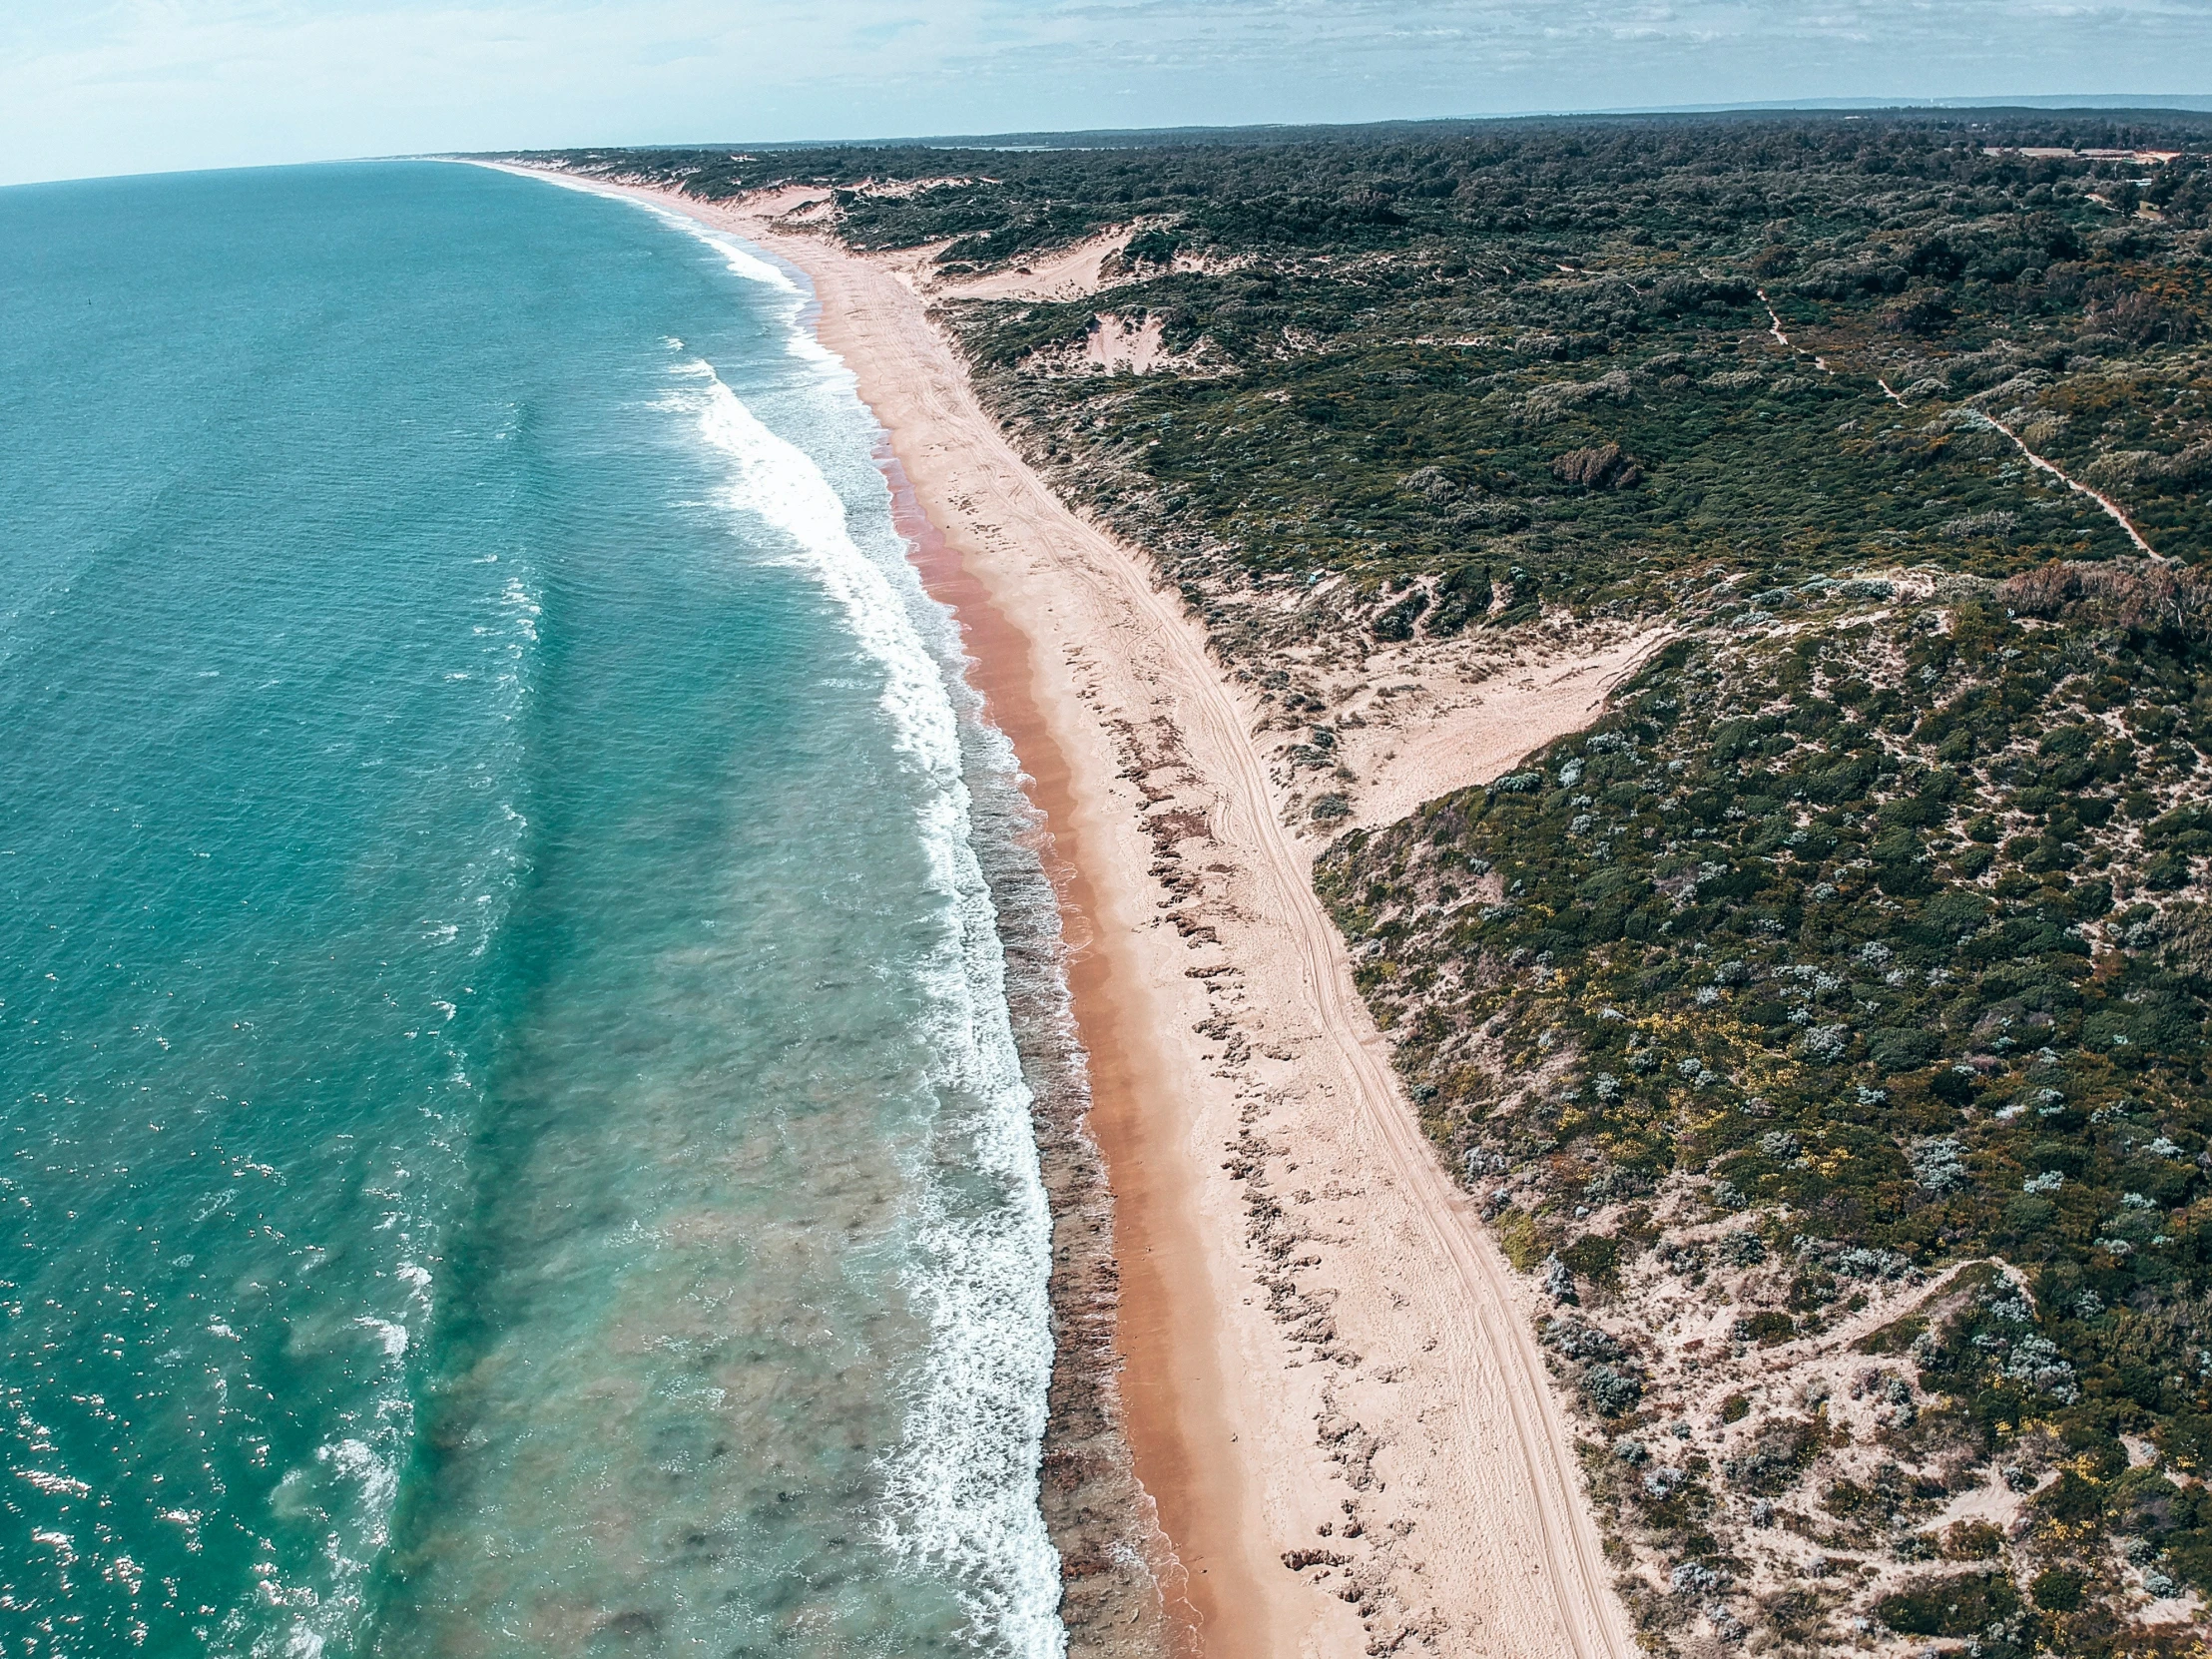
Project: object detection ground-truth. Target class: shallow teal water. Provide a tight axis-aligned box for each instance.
[0,162,1064,1658]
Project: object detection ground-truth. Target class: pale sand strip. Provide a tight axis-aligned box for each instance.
[492,165,1641,1659]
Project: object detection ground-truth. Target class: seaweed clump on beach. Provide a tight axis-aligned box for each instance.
[1316,568,2212,1651]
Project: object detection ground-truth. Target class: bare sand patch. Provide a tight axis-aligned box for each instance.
[1322,629,1674,833]
[1082,313,1169,375]
[940,228,1138,301]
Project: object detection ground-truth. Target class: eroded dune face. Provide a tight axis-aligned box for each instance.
[1082,311,1168,374]
[941,229,1137,301]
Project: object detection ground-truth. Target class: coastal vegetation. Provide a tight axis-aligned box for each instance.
[533,109,2212,1653]
[543,112,2212,635]
[1316,568,2212,1655]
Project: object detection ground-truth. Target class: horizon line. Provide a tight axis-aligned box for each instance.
[483,94,2212,159]
[9,93,2211,192]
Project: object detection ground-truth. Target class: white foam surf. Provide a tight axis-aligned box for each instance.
[493,158,1065,1651]
[682,355,1063,1657]
[478,161,803,295]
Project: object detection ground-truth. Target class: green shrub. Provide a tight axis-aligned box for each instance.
[1942,1519,2003,1560]
[2031,1567,2085,1610]
[1877,1572,2021,1637]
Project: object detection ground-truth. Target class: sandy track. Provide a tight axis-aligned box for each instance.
[1750,286,2155,560]
[490,164,1640,1659]
[1095,498,1637,1659]
[1965,408,2161,558]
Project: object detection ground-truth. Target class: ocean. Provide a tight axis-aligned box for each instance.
[0,160,1067,1657]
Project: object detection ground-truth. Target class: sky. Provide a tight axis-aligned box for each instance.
[3,0,2210,188]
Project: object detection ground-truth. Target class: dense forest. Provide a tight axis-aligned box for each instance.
[526,110,2212,1656]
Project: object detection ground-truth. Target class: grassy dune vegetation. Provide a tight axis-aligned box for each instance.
[534,110,2212,1653]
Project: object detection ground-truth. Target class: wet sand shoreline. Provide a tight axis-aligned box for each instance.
[878,445,1186,1652]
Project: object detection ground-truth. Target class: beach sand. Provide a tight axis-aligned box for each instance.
[497,165,1645,1659]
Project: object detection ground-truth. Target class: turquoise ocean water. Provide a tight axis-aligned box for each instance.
[0,161,1067,1657]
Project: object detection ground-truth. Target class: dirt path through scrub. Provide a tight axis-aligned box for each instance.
[1966,408,2161,558]
[1752,286,2155,557]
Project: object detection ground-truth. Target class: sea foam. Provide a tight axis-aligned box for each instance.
[683,352,1063,1655]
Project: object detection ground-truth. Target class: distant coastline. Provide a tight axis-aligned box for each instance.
[486,162,1646,1657]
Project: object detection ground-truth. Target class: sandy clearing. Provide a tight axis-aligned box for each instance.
[491,164,1640,1659]
[1333,631,1673,832]
[1082,313,1171,375]
[939,228,1137,301]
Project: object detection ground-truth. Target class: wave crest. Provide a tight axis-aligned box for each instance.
[685,360,1063,1657]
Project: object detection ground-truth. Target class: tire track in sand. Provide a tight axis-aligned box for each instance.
[1099,520,1639,1659]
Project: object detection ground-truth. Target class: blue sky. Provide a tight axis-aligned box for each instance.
[4,0,2210,187]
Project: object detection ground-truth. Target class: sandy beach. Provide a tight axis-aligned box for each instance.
[497,164,1646,1658]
